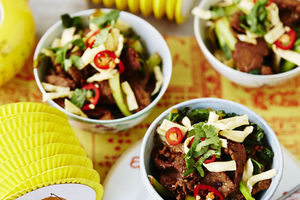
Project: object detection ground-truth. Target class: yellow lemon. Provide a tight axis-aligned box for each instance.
[0,0,35,87]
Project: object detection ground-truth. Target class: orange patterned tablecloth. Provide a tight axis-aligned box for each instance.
[1,36,300,182]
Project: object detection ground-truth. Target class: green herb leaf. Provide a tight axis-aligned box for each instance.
[93,27,111,47]
[72,38,86,50]
[61,14,83,30]
[92,10,120,28]
[211,6,226,19]
[241,0,269,36]
[259,147,274,163]
[251,158,264,174]
[70,55,84,69]
[187,109,210,123]
[70,89,87,108]
[55,48,68,66]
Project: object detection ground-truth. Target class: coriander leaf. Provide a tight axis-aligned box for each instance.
[93,27,111,47]
[70,55,84,69]
[61,14,83,30]
[72,38,86,50]
[241,0,269,36]
[195,136,220,152]
[92,10,120,28]
[194,146,209,158]
[203,125,218,138]
[195,162,205,177]
[55,48,68,66]
[70,89,87,108]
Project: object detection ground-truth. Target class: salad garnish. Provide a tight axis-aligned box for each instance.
[35,10,164,120]
[193,0,300,74]
[151,107,277,200]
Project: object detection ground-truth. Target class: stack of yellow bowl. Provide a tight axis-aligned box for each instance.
[90,0,195,24]
[0,102,103,200]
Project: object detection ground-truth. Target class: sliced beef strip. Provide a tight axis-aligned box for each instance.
[153,141,200,200]
[274,0,300,28]
[121,47,141,79]
[131,82,151,111]
[53,98,65,108]
[203,172,236,198]
[67,66,85,86]
[252,179,271,196]
[83,106,114,120]
[80,64,98,79]
[232,38,269,72]
[227,141,247,186]
[230,11,246,35]
[67,50,83,58]
[261,66,273,75]
[54,64,68,78]
[45,75,76,89]
[98,80,115,105]
[228,179,271,200]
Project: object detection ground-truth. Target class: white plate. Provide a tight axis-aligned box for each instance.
[103,141,300,200]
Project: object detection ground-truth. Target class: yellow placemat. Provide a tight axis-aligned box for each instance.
[1,36,300,183]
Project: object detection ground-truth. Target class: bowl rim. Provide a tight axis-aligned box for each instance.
[193,0,300,80]
[33,8,172,124]
[140,97,283,200]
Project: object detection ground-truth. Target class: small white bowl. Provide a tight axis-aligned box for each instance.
[34,9,172,133]
[193,0,300,88]
[140,98,283,200]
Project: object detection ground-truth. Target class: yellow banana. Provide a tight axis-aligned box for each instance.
[0,0,35,86]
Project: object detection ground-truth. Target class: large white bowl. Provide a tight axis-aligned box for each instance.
[140,98,283,200]
[34,9,172,133]
[194,0,300,88]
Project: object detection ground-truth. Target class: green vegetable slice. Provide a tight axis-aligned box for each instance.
[240,182,255,200]
[108,73,131,117]
[215,17,237,51]
[146,53,162,72]
[92,10,120,28]
[148,175,174,198]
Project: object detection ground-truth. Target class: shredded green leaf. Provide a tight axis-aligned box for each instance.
[240,0,270,36]
[72,38,86,51]
[61,14,83,30]
[92,10,120,28]
[93,27,111,47]
[184,123,222,177]
[70,89,87,108]
[55,39,86,71]
[70,55,84,69]
[251,158,264,174]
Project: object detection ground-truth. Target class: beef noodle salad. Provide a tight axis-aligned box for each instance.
[193,0,300,75]
[35,10,163,120]
[150,107,277,200]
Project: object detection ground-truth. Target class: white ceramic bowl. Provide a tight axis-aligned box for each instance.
[140,98,283,200]
[34,9,172,133]
[194,0,300,88]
